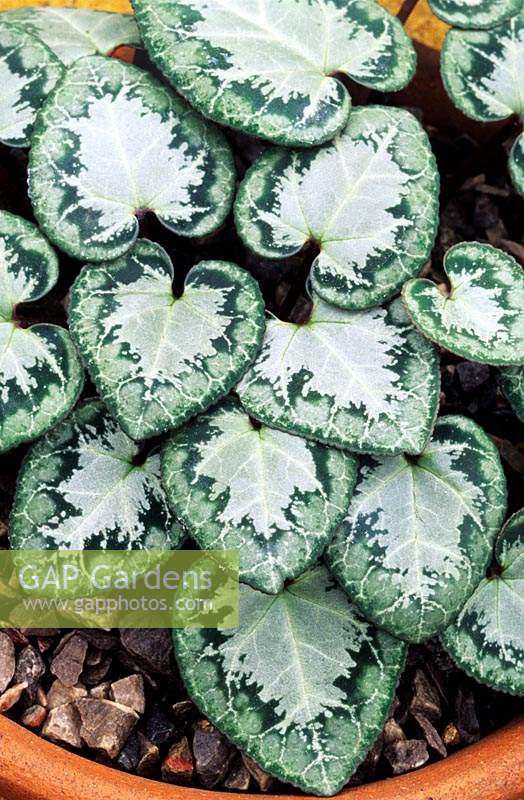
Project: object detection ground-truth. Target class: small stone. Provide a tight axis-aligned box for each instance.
[78,630,119,651]
[455,686,480,744]
[42,704,82,749]
[223,755,251,791]
[20,704,47,729]
[136,732,160,777]
[0,631,15,693]
[86,648,103,667]
[410,670,441,723]
[161,736,194,785]
[241,754,276,792]
[384,739,429,775]
[456,362,490,394]
[412,712,447,757]
[47,679,87,709]
[442,722,461,747]
[145,704,176,747]
[82,655,112,686]
[14,645,45,700]
[172,698,197,725]
[89,681,111,700]
[120,629,173,676]
[116,732,140,772]
[383,717,406,745]
[110,674,145,715]
[0,681,27,712]
[77,698,139,759]
[193,720,235,788]
[51,634,87,687]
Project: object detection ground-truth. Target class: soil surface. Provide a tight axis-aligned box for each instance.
[0,43,524,793]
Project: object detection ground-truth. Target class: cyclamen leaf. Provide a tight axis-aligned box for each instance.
[69,240,265,441]
[2,8,141,66]
[29,56,235,262]
[509,134,524,196]
[173,566,406,795]
[0,20,63,148]
[0,211,84,454]
[429,0,524,29]
[403,243,524,366]
[235,106,439,310]
[498,366,524,421]
[327,416,507,643]
[442,509,524,696]
[441,11,524,121]
[10,400,182,551]
[162,397,357,594]
[132,0,416,147]
[237,296,440,456]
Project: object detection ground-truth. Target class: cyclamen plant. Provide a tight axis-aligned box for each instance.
[1,0,524,796]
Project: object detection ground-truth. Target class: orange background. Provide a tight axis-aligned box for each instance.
[0,0,449,49]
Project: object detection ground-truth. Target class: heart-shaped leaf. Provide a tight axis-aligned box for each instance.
[237,295,440,456]
[69,240,265,441]
[442,509,524,695]
[10,400,183,550]
[2,7,141,66]
[429,0,524,29]
[235,106,439,310]
[132,0,416,147]
[0,211,84,454]
[403,243,524,365]
[509,134,524,196]
[173,566,406,795]
[162,396,357,594]
[0,20,63,148]
[327,416,507,643]
[499,366,524,421]
[29,55,235,262]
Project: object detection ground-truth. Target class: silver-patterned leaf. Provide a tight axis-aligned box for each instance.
[429,0,524,29]
[498,366,524,421]
[327,416,507,643]
[0,210,84,454]
[132,0,416,147]
[173,566,406,795]
[0,20,63,148]
[403,243,524,366]
[509,133,524,196]
[10,400,182,550]
[2,7,141,66]
[29,55,235,262]
[237,295,440,456]
[69,240,265,441]
[442,12,524,121]
[235,106,439,310]
[161,397,357,593]
[442,509,524,695]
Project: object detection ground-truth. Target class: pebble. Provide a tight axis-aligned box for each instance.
[193,720,235,788]
[42,704,82,749]
[223,755,251,791]
[120,629,173,676]
[0,681,27,712]
[136,732,160,777]
[384,739,429,775]
[410,669,442,724]
[161,736,194,785]
[144,704,176,747]
[116,732,140,772]
[110,674,145,715]
[46,679,88,709]
[412,712,447,757]
[76,698,139,759]
[241,753,276,792]
[0,631,15,693]
[20,704,47,729]
[51,634,88,687]
[14,645,45,701]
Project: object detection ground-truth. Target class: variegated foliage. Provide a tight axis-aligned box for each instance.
[237,296,440,456]
[441,11,524,195]
[0,211,84,454]
[29,56,235,262]
[429,0,524,29]
[2,8,141,66]
[498,366,524,421]
[510,134,524,196]
[235,106,439,310]
[69,240,265,441]
[442,509,524,696]
[10,400,182,551]
[403,243,524,366]
[162,397,357,593]
[173,566,406,795]
[0,20,63,148]
[132,0,416,147]
[327,416,507,643]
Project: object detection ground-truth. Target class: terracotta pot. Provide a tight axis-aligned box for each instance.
[0,713,523,800]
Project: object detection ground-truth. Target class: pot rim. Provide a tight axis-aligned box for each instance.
[0,713,523,800]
